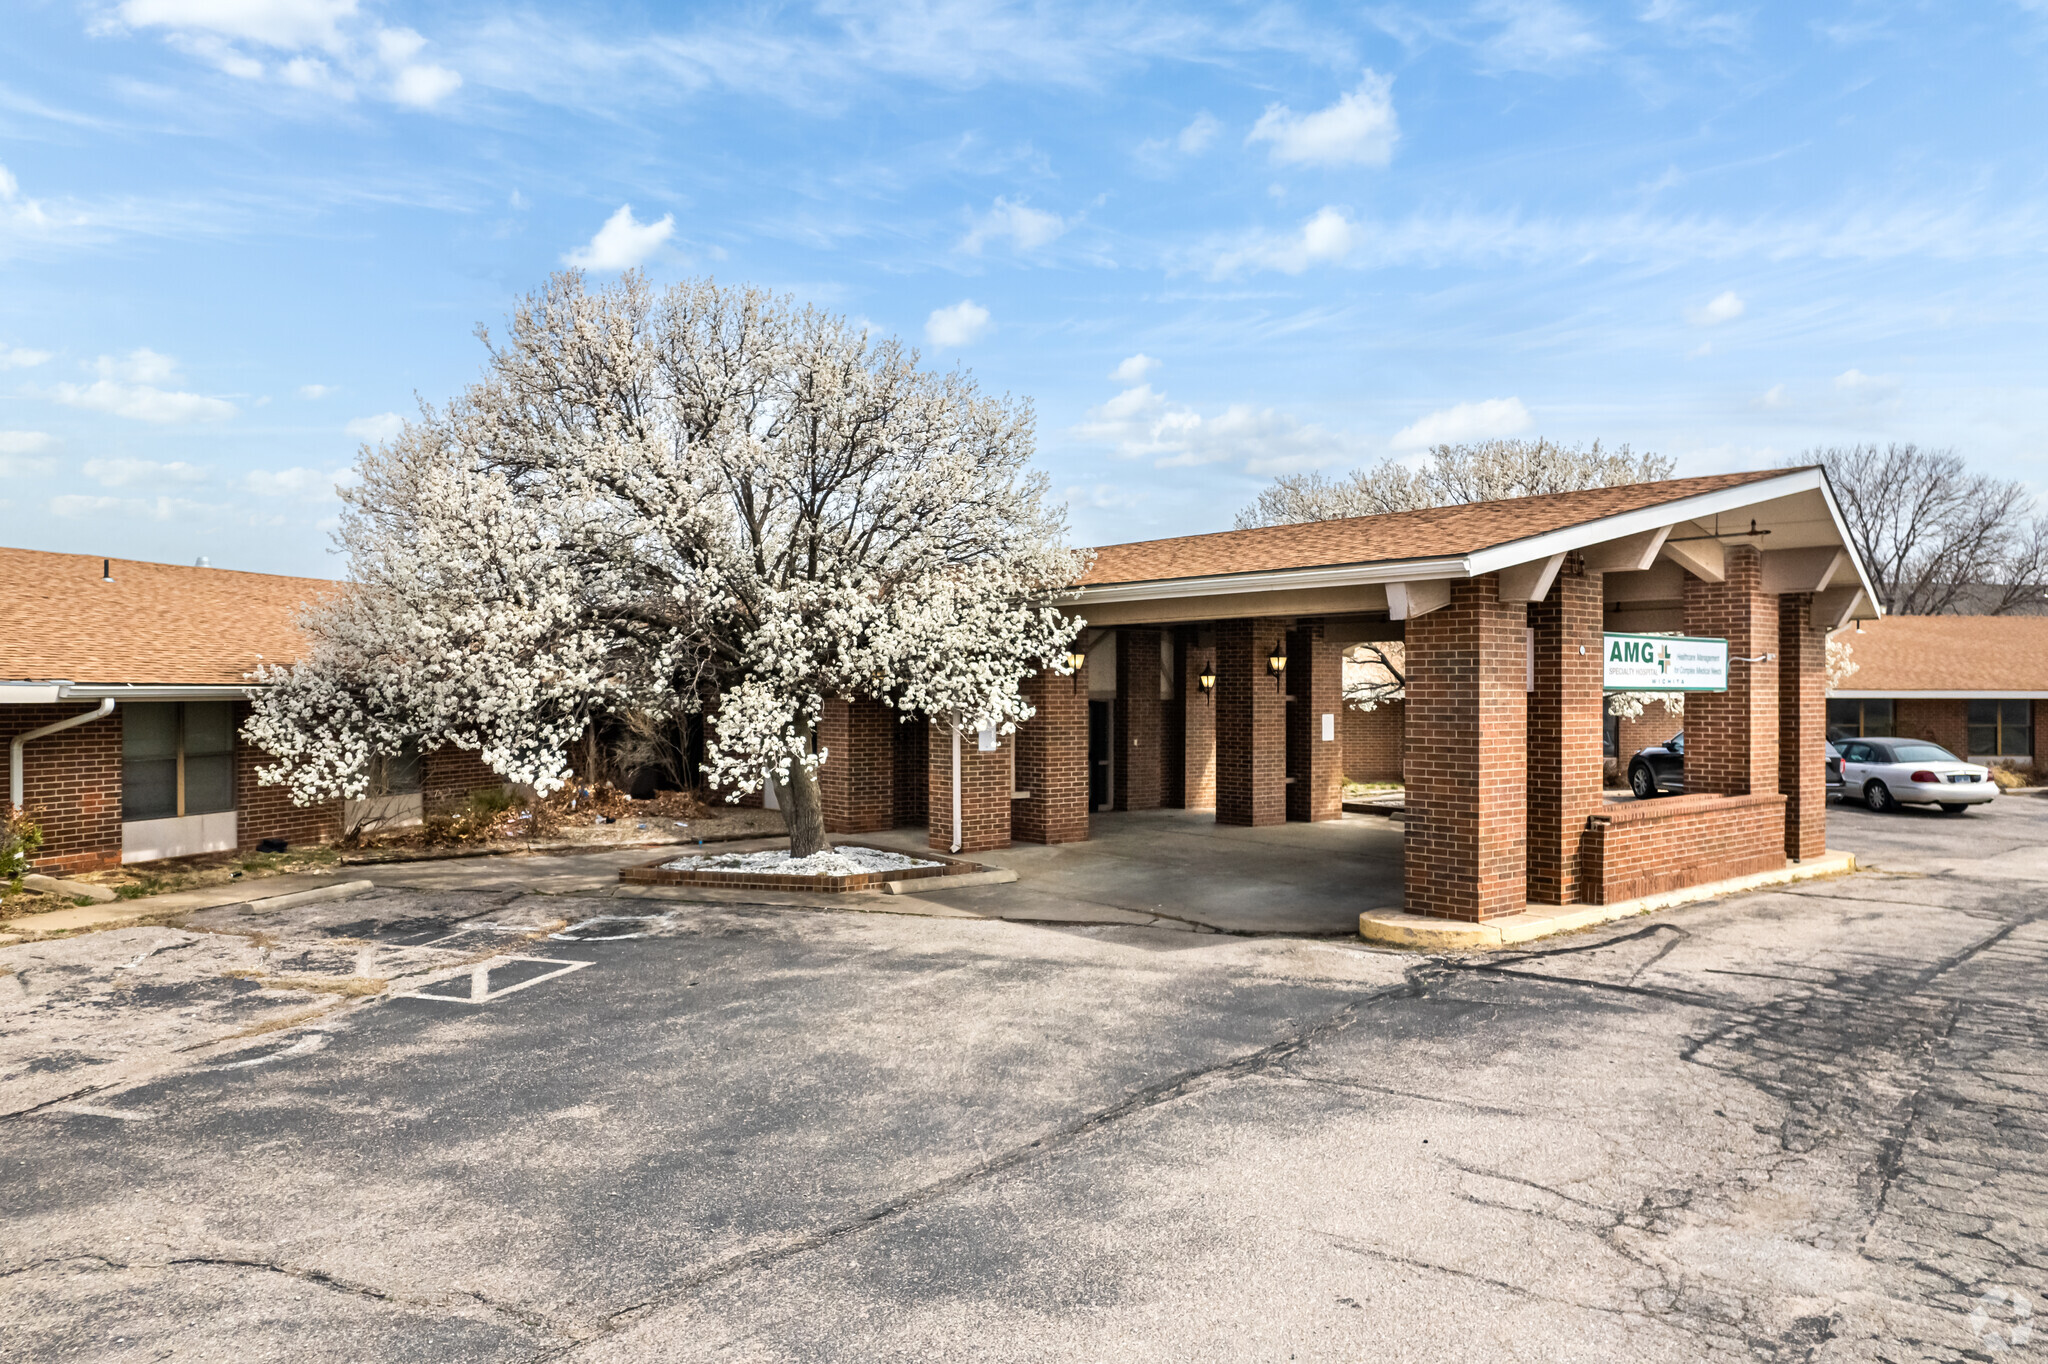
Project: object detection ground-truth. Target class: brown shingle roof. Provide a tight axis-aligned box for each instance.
[0,548,336,686]
[1080,469,1796,585]
[1831,615,2048,693]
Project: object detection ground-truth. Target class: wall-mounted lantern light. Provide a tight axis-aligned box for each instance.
[1066,648,1088,693]
[1268,641,1289,684]
[1197,661,1217,694]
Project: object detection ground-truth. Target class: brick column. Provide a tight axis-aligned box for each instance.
[1285,621,1343,822]
[1215,617,1289,826]
[1013,665,1089,844]
[1166,627,1216,810]
[1778,594,1828,861]
[1683,544,1778,797]
[1403,576,1528,921]
[1526,557,1604,904]
[1113,627,1163,811]
[818,697,896,834]
[927,720,1012,853]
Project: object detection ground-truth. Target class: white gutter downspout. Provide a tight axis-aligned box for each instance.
[11,699,116,811]
[950,724,962,854]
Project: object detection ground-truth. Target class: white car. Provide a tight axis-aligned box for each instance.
[1835,737,1998,814]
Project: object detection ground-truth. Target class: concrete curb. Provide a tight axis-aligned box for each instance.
[233,880,378,913]
[20,874,118,903]
[882,869,1019,895]
[1359,850,1858,951]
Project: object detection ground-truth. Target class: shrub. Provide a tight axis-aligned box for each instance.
[2,808,43,891]
[1989,763,2031,790]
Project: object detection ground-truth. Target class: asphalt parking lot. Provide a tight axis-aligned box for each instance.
[4,794,2045,1362]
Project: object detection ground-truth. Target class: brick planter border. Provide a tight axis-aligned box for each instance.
[619,843,988,893]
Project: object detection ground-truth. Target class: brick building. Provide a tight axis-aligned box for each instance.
[2,550,507,872]
[1825,614,2047,767]
[9,466,1885,924]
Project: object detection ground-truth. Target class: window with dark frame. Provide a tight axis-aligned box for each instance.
[1826,698,1894,741]
[1967,700,2031,758]
[122,702,237,823]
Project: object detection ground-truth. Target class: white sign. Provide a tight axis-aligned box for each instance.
[1603,633,1728,692]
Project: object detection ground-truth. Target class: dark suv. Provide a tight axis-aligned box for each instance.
[1627,731,1846,799]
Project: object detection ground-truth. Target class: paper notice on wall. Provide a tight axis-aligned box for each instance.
[1321,713,1335,742]
[1602,633,1729,692]
[977,725,998,751]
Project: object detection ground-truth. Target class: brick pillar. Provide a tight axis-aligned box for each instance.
[818,697,896,834]
[1014,665,1090,844]
[1403,576,1528,921]
[1167,627,1216,810]
[1683,545,1778,797]
[927,720,1012,853]
[1113,627,1163,811]
[1285,622,1343,822]
[892,715,928,826]
[1526,558,1604,904]
[1215,617,1289,827]
[1778,594,1828,861]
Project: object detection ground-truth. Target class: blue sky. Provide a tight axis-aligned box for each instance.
[3,0,2045,578]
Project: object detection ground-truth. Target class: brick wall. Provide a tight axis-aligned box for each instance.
[1403,575,1528,922]
[1113,627,1163,811]
[1580,791,1789,904]
[1284,622,1343,822]
[1682,545,1778,797]
[1777,594,1829,861]
[1342,701,1403,783]
[234,701,343,851]
[1215,617,1289,826]
[1611,707,1679,782]
[2,704,123,874]
[893,714,928,825]
[818,696,896,834]
[1014,665,1089,844]
[1894,698,1967,756]
[1526,558,1604,905]
[420,745,506,815]
[1167,628,1216,810]
[926,721,1012,852]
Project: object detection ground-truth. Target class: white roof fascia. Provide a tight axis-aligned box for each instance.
[1073,556,1468,605]
[1831,689,2048,700]
[1466,468,1829,579]
[60,683,259,701]
[0,682,70,704]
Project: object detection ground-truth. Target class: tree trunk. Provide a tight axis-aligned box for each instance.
[774,761,831,859]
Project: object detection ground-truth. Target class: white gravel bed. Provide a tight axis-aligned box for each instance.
[661,846,944,877]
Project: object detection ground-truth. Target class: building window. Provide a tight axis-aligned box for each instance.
[1826,698,1894,740]
[1602,711,1619,760]
[1967,700,2031,758]
[123,702,237,822]
[366,742,422,796]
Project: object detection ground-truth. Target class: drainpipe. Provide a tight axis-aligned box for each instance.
[949,723,963,854]
[11,699,116,811]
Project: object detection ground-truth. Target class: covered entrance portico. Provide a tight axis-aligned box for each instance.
[824,468,1878,927]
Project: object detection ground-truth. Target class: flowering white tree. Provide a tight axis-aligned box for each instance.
[247,273,1087,857]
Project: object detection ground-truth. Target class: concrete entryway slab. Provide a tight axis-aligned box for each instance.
[857,808,1402,935]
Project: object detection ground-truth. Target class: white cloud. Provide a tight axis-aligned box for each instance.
[50,493,221,521]
[83,457,210,486]
[1834,368,1900,401]
[564,204,675,270]
[1686,290,1745,325]
[0,430,52,454]
[1476,0,1606,71]
[0,344,51,369]
[1758,384,1789,408]
[1207,206,1359,276]
[1247,70,1398,168]
[1390,398,1533,450]
[1072,382,1357,472]
[50,350,235,423]
[1064,483,1148,512]
[117,0,359,51]
[958,196,1068,254]
[345,411,404,442]
[0,432,54,477]
[298,383,334,398]
[1110,353,1159,383]
[925,300,991,347]
[1177,113,1220,154]
[392,63,461,107]
[375,25,426,64]
[246,466,348,499]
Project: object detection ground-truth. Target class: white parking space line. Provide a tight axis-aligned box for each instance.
[402,956,592,1005]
